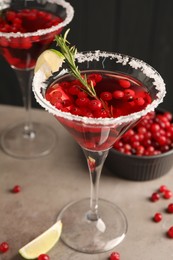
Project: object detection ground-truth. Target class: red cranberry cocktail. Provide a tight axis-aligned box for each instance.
[46,71,153,151]
[0,0,74,159]
[33,51,166,253]
[0,8,63,69]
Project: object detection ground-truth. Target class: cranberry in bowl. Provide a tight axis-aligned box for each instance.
[105,109,173,181]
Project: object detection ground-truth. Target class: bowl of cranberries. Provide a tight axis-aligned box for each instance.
[106,109,173,181]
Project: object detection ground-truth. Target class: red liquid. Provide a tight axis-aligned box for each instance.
[0,9,63,69]
[46,71,153,151]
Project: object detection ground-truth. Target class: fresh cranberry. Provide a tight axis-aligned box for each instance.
[159,185,168,193]
[150,192,160,202]
[12,185,21,193]
[135,145,144,155]
[78,91,88,98]
[94,109,109,118]
[68,85,80,95]
[137,126,147,134]
[20,37,32,49]
[0,37,9,47]
[38,254,50,260]
[113,90,124,99]
[153,212,162,222]
[123,89,135,101]
[109,251,120,260]
[167,226,173,238]
[100,91,112,101]
[119,79,131,88]
[150,123,160,132]
[76,97,89,107]
[135,97,145,106]
[0,242,9,253]
[164,112,172,121]
[89,100,102,111]
[70,106,81,116]
[163,190,172,199]
[167,203,173,213]
[6,11,16,21]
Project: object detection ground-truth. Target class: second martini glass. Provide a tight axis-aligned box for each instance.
[0,0,74,158]
[33,50,166,253]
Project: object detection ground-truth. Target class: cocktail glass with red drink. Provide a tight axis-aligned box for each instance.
[0,0,74,158]
[33,50,166,253]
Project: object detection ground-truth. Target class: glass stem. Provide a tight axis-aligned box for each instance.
[14,68,35,139]
[83,149,109,221]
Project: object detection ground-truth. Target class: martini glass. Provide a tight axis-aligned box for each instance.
[33,51,166,253]
[0,0,74,158]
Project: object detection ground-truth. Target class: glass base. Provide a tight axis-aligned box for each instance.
[0,122,56,159]
[57,198,128,254]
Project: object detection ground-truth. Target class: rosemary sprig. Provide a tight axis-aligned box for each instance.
[55,29,98,99]
[55,29,112,117]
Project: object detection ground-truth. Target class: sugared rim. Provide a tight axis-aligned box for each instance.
[0,0,74,38]
[32,50,166,126]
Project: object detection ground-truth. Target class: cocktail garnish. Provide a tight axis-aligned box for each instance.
[54,29,112,116]
[55,29,97,99]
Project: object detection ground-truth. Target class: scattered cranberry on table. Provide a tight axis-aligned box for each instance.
[0,242,9,253]
[167,203,173,213]
[167,226,173,238]
[153,213,162,222]
[163,190,172,199]
[12,185,21,193]
[38,254,50,260]
[109,251,120,260]
[150,192,160,202]
[159,185,168,193]
[113,110,173,156]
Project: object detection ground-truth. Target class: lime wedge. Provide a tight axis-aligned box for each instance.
[19,221,62,259]
[34,49,64,78]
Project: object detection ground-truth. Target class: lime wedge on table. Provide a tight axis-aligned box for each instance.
[34,49,64,78]
[19,221,62,259]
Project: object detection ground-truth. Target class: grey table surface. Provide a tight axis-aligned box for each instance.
[0,105,173,260]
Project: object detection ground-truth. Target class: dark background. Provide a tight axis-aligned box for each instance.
[0,0,173,112]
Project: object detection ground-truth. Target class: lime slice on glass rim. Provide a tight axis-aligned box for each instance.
[19,221,62,259]
[34,49,64,78]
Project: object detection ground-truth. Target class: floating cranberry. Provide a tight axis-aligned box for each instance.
[124,89,135,101]
[119,79,131,88]
[68,85,80,95]
[20,37,32,49]
[0,37,9,47]
[150,192,160,202]
[6,11,16,21]
[0,242,9,253]
[76,97,89,107]
[89,100,102,111]
[153,212,162,222]
[109,252,120,260]
[38,254,50,260]
[70,106,81,116]
[100,91,112,101]
[135,97,145,106]
[163,190,172,199]
[113,90,124,99]
[12,185,21,193]
[78,91,88,98]
[167,226,173,238]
